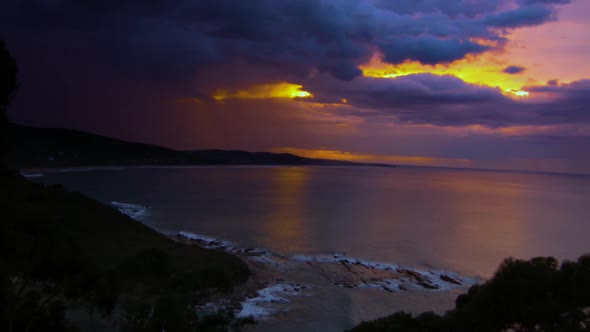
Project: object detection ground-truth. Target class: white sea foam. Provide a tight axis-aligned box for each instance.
[110,201,149,220]
[291,252,476,292]
[21,173,44,178]
[177,231,237,251]
[195,283,309,321]
[236,283,308,320]
[176,232,282,263]
[176,231,296,275]
[176,230,475,298]
[291,253,400,270]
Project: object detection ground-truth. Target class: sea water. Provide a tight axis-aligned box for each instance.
[30,166,590,331]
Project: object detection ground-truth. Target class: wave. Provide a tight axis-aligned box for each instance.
[236,283,309,320]
[21,173,44,178]
[291,253,476,292]
[110,201,149,220]
[176,232,477,294]
[109,204,477,321]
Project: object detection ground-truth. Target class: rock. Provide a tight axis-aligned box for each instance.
[399,269,439,289]
[381,286,395,293]
[242,248,266,256]
[440,274,462,285]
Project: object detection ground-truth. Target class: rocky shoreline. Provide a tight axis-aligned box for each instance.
[173,231,477,322]
[110,202,477,324]
[174,232,307,321]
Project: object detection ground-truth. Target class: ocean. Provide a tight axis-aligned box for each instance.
[29,166,590,331]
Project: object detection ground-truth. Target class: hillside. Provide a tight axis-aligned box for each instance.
[0,169,250,330]
[6,124,395,168]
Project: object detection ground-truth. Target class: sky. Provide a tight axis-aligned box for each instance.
[1,0,589,174]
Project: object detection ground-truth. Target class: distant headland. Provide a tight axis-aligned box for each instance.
[6,124,396,169]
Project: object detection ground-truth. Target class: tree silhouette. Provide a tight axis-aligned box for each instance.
[0,40,18,154]
[352,255,590,332]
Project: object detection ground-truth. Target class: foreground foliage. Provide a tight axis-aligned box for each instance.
[0,170,249,331]
[0,40,17,153]
[0,40,251,332]
[352,255,590,332]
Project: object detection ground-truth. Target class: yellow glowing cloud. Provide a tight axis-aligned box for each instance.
[213,82,312,101]
[360,53,531,98]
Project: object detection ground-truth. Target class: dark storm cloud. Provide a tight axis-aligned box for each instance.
[518,0,571,5]
[0,0,579,142]
[376,0,502,18]
[484,5,556,28]
[503,65,526,74]
[317,62,364,81]
[304,75,590,127]
[0,0,572,83]
[378,37,490,65]
[525,80,590,124]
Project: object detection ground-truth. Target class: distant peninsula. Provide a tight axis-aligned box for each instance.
[6,124,395,169]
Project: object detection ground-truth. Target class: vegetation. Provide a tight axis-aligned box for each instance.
[0,170,250,331]
[0,40,250,331]
[0,40,18,154]
[351,255,590,332]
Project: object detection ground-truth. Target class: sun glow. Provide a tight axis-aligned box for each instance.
[270,148,472,167]
[213,82,312,101]
[360,53,532,98]
[513,90,530,97]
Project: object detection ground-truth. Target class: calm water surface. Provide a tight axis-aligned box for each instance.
[34,166,590,331]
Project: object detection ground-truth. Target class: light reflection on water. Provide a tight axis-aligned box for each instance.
[34,166,590,331]
[259,167,311,253]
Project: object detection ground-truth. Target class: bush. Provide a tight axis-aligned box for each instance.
[352,255,590,332]
[0,40,18,155]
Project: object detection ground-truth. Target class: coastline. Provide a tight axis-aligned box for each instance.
[108,200,310,322]
[174,233,300,320]
[19,168,482,328]
[2,171,251,331]
[20,164,393,176]
[163,228,478,325]
[99,200,480,324]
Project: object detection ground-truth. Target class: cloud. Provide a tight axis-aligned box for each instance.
[1,0,585,170]
[503,65,527,74]
[518,0,571,5]
[318,62,364,81]
[376,0,503,18]
[301,74,590,127]
[484,5,556,28]
[379,36,490,65]
[0,0,573,84]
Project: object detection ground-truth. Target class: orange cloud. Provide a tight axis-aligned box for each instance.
[270,147,472,167]
[212,82,312,101]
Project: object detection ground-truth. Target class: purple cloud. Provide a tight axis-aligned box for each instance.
[303,74,590,127]
[0,0,573,83]
[503,66,527,74]
[484,5,556,28]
